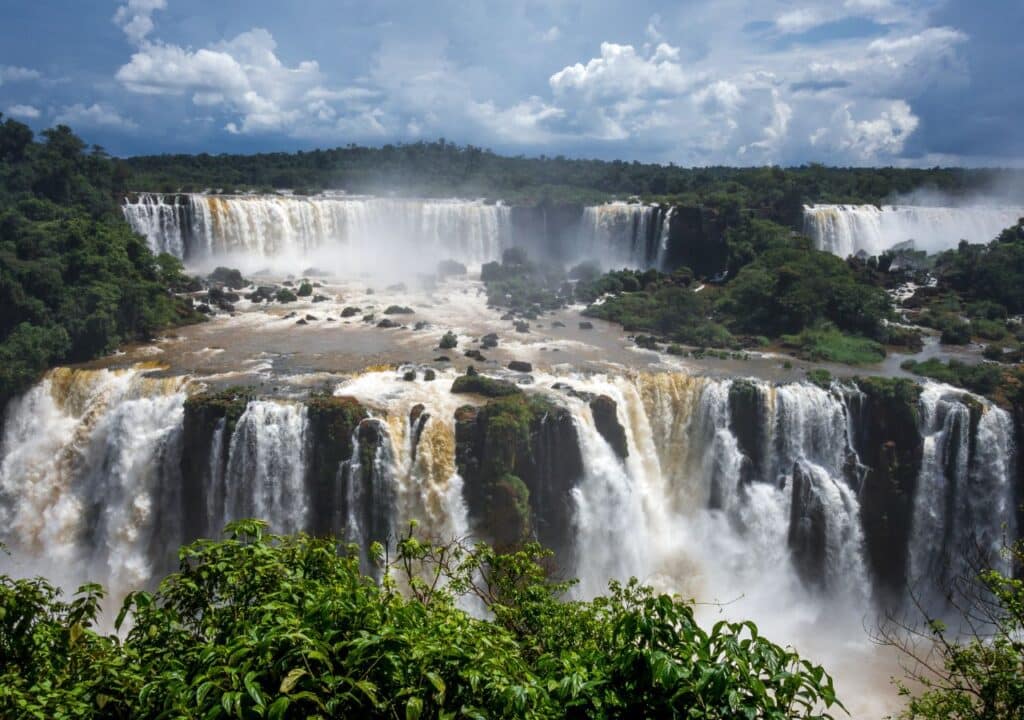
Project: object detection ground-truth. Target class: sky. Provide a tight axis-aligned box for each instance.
[0,0,1020,166]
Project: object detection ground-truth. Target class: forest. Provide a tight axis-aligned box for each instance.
[0,116,200,403]
[122,139,1024,216]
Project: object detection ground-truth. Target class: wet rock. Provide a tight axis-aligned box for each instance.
[578,321,594,330]
[296,319,308,325]
[464,349,487,362]
[728,380,768,486]
[434,356,451,363]
[180,388,254,538]
[552,321,566,328]
[384,305,415,315]
[423,369,436,381]
[377,318,400,329]
[514,321,530,333]
[481,333,499,349]
[246,285,278,303]
[312,294,330,303]
[590,395,628,459]
[508,360,532,373]
[403,369,416,381]
[283,311,298,319]
[455,393,584,554]
[306,395,368,535]
[414,321,429,331]
[451,372,521,398]
[362,314,375,323]
[196,303,213,315]
[326,317,336,322]
[276,289,298,303]
[208,266,247,290]
[302,266,330,277]
[500,312,516,321]
[788,463,828,589]
[439,331,458,349]
[849,377,925,606]
[438,259,468,277]
[305,314,317,321]
[341,306,360,318]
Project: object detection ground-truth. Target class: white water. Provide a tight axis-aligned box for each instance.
[908,383,1017,609]
[577,203,668,269]
[0,366,1017,717]
[123,193,512,273]
[223,401,310,535]
[803,204,1024,257]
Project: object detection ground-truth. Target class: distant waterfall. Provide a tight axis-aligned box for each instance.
[803,204,1024,257]
[123,193,513,269]
[577,203,670,269]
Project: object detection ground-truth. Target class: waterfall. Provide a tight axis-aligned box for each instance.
[577,203,668,269]
[0,368,187,595]
[222,401,310,535]
[908,384,1016,608]
[0,366,1016,630]
[803,204,1024,257]
[123,193,512,269]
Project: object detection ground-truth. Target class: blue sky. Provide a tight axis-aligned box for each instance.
[0,0,1020,166]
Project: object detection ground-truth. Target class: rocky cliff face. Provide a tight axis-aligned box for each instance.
[305,395,368,536]
[664,206,728,278]
[848,378,924,602]
[455,394,583,553]
[180,388,252,539]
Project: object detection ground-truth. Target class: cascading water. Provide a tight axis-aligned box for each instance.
[122,193,513,270]
[803,203,1024,257]
[223,401,310,536]
[908,383,1017,610]
[0,368,187,593]
[1,365,1018,717]
[577,203,669,269]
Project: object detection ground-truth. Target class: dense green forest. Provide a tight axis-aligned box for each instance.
[2,521,1020,719]
[0,115,200,403]
[122,140,1023,213]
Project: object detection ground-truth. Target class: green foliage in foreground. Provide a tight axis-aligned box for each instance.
[0,116,201,402]
[0,521,844,719]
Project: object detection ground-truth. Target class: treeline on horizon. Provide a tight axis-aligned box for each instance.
[121,139,1024,214]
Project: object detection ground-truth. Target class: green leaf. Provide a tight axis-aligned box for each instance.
[406,696,423,720]
[267,696,290,720]
[279,668,307,695]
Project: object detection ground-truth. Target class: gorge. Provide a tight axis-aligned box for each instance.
[2,187,1022,717]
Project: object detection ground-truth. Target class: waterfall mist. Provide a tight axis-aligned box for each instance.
[1,366,1018,715]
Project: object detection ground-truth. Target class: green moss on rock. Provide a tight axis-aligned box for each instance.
[451,373,523,398]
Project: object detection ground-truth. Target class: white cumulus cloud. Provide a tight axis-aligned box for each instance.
[5,104,40,119]
[113,0,166,44]
[0,65,41,86]
[55,103,137,129]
